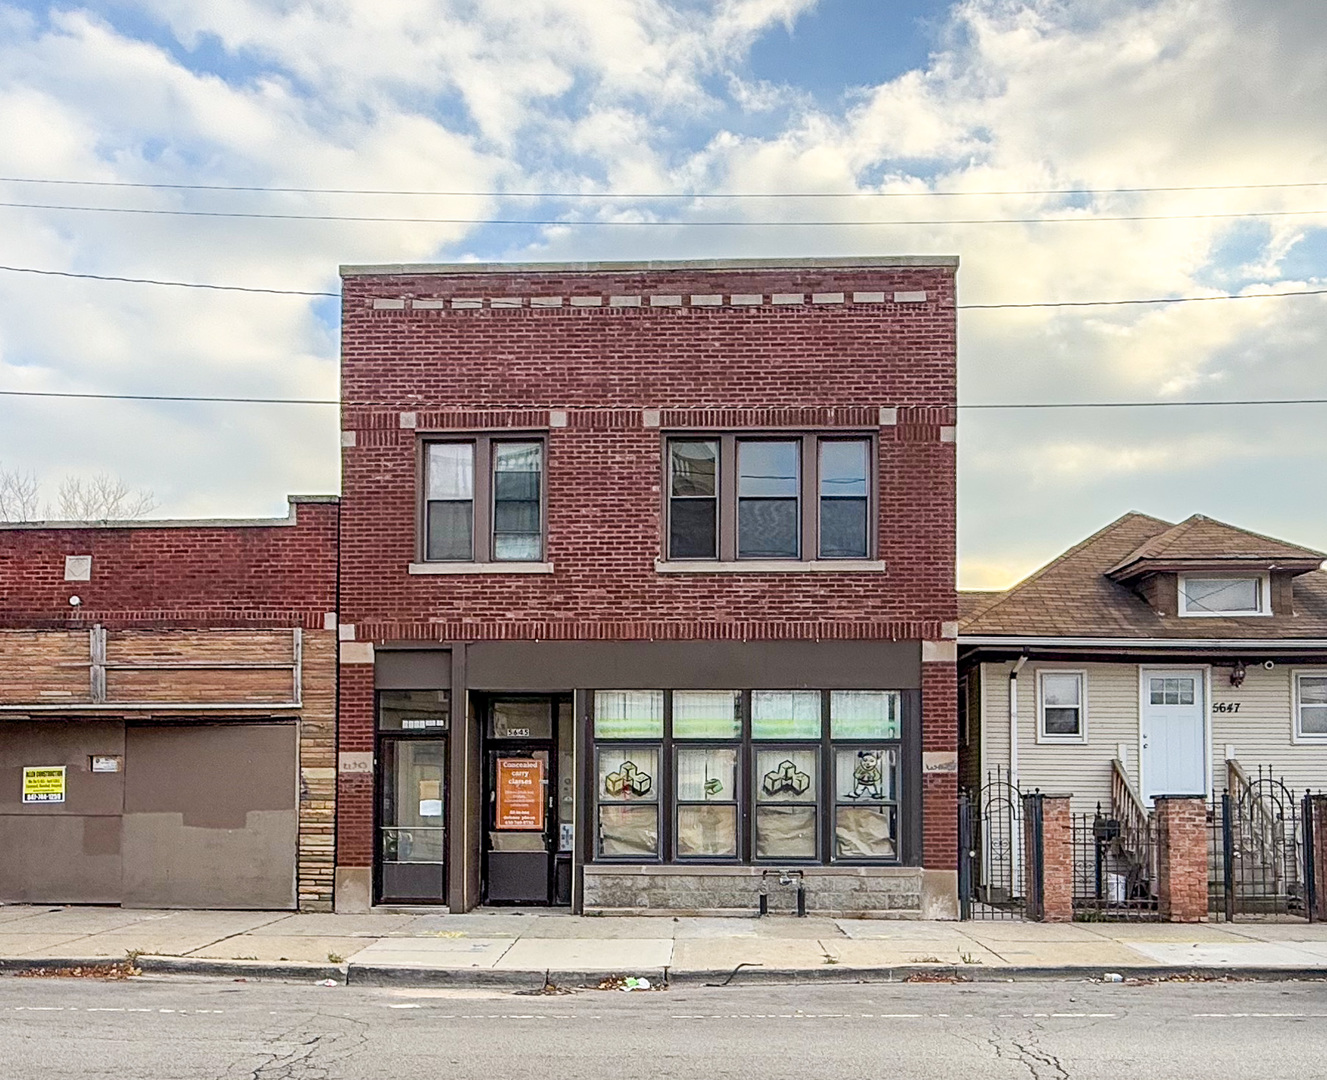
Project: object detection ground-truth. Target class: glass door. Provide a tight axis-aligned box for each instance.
[483,697,557,904]
[378,738,447,903]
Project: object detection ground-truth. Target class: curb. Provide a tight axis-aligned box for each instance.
[0,956,347,983]
[3,956,1325,988]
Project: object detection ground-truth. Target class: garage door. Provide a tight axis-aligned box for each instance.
[0,720,125,904]
[122,723,298,909]
[0,720,297,909]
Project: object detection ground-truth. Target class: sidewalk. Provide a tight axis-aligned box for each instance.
[3,904,1327,986]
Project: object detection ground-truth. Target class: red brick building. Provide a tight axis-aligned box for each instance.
[0,497,339,910]
[336,257,959,916]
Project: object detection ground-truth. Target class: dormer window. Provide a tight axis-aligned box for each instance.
[1178,574,1270,617]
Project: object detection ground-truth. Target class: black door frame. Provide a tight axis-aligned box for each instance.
[479,694,569,905]
[374,733,449,906]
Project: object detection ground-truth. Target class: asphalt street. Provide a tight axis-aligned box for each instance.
[2,975,1326,1080]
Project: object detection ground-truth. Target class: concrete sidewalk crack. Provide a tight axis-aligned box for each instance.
[183,914,296,958]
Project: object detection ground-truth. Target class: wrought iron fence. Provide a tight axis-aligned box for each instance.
[1209,768,1317,921]
[1071,807,1160,921]
[959,768,1028,920]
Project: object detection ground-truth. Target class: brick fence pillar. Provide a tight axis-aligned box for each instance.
[1311,794,1327,924]
[1155,795,1209,922]
[1024,793,1073,922]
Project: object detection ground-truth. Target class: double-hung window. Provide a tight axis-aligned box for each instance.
[1038,670,1085,742]
[424,437,545,563]
[665,434,875,562]
[1294,673,1327,741]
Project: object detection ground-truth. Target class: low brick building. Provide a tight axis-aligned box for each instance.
[0,496,339,910]
[335,257,960,916]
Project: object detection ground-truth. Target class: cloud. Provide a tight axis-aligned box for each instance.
[0,0,1323,589]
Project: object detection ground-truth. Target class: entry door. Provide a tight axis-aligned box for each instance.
[378,738,447,903]
[485,746,554,903]
[1142,670,1207,801]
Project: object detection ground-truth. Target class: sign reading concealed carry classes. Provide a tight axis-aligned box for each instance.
[22,766,66,803]
[496,758,544,831]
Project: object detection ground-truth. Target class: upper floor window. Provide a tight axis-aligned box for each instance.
[1179,574,1269,617]
[665,434,874,562]
[424,437,545,563]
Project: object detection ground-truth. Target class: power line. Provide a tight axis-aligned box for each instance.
[0,389,338,405]
[0,264,336,297]
[1,264,1323,309]
[4,175,1327,199]
[961,287,1327,310]
[2,199,1327,227]
[2,388,1327,409]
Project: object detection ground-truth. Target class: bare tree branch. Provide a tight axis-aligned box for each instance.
[0,463,41,522]
[50,473,157,521]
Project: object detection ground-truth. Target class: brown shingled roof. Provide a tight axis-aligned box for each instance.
[1107,514,1326,579]
[960,512,1327,640]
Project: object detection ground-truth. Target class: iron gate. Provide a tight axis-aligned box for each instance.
[1210,770,1317,921]
[960,768,1030,920]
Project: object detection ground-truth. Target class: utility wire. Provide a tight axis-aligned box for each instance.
[0,264,336,297]
[4,175,1327,199]
[2,389,1327,410]
[0,264,1324,309]
[2,199,1327,227]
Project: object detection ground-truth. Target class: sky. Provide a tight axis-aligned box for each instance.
[0,0,1325,589]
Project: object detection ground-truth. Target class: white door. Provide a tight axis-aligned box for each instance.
[1141,670,1207,801]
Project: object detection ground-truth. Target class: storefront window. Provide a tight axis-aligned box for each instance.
[829,690,900,739]
[834,747,897,858]
[593,690,664,739]
[754,748,818,859]
[751,690,821,739]
[590,689,905,867]
[596,744,660,858]
[676,746,738,858]
[672,690,741,738]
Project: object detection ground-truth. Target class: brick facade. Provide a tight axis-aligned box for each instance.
[0,497,340,909]
[338,259,958,913]
[1156,796,1209,923]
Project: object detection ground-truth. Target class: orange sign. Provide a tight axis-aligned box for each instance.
[496,758,545,831]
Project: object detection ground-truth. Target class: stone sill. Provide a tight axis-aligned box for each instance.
[408,561,554,575]
[655,559,887,574]
[584,907,922,919]
[583,864,919,878]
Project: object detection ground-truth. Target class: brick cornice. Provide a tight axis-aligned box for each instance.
[350,619,943,643]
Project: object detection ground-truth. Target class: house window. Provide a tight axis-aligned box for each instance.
[1295,673,1327,740]
[663,434,875,562]
[668,441,718,558]
[591,689,904,865]
[1038,671,1085,741]
[1179,574,1269,617]
[423,437,545,563]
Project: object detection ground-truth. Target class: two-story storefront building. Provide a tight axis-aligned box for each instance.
[334,257,960,917]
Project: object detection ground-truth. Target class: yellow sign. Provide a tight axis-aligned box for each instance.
[22,766,66,804]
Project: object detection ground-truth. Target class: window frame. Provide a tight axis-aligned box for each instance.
[588,689,905,869]
[1177,572,1271,618]
[1293,669,1327,743]
[661,432,877,563]
[1036,669,1088,744]
[419,433,548,565]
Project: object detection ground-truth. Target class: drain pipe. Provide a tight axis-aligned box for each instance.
[1010,654,1028,790]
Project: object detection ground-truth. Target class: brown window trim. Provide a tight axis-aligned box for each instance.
[418,433,548,565]
[662,431,878,564]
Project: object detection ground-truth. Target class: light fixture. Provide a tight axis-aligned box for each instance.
[1230,660,1246,687]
